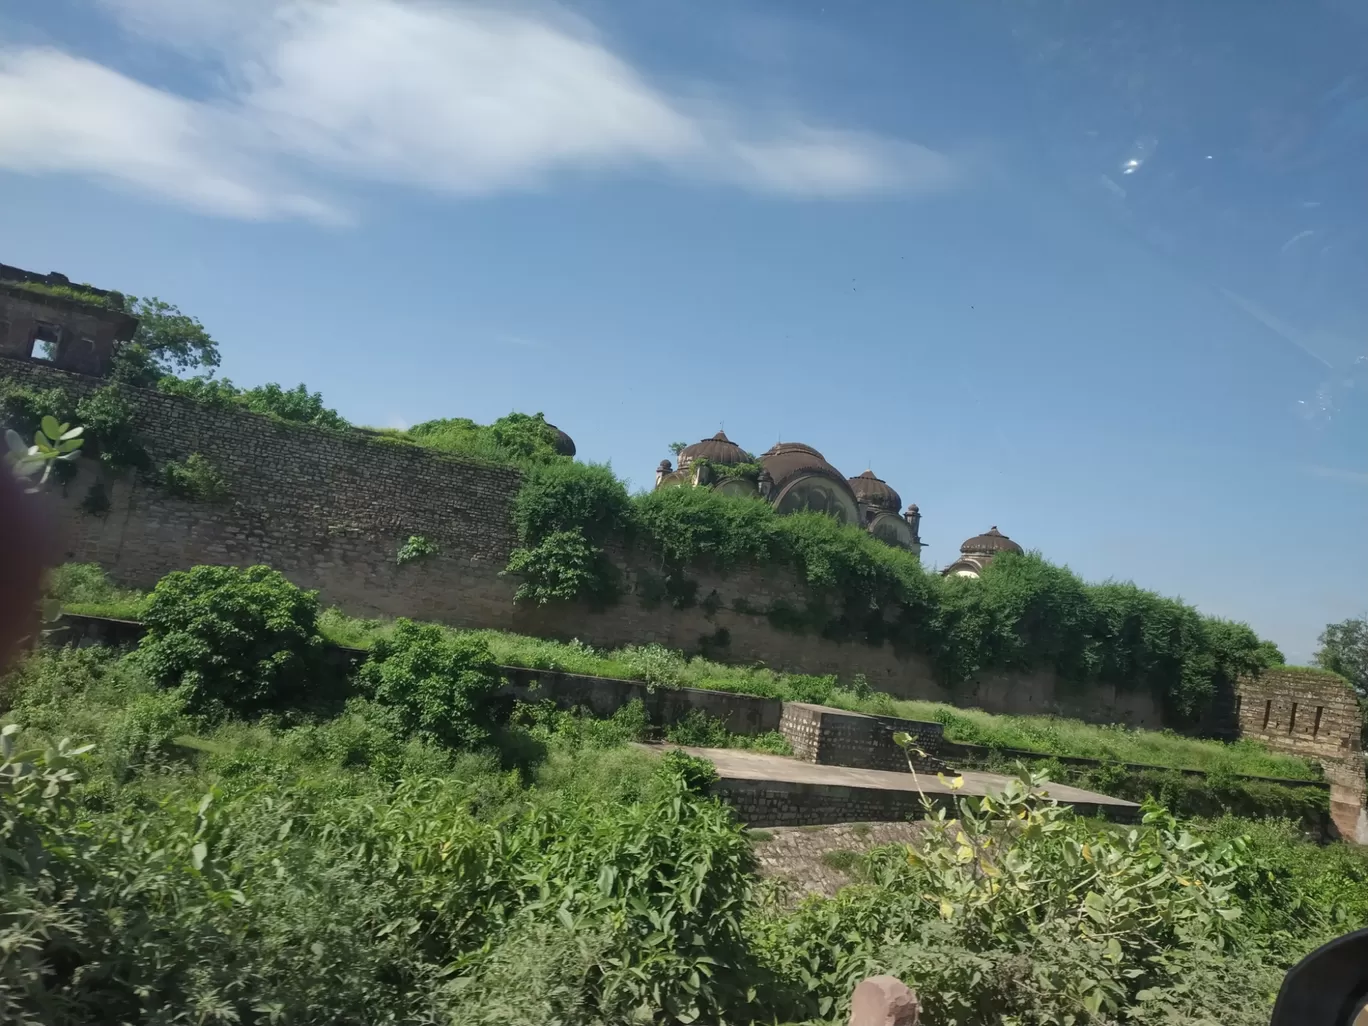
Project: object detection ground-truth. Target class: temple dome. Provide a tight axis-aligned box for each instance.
[678,430,748,469]
[960,526,1023,556]
[545,424,576,458]
[848,469,902,513]
[759,442,850,493]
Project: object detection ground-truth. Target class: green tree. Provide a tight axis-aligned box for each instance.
[1314,614,1368,744]
[111,296,220,386]
[137,564,323,714]
[356,619,502,749]
[1315,614,1368,694]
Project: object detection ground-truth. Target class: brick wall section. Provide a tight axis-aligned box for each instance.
[779,703,948,773]
[0,357,1158,726]
[1235,668,1367,843]
[715,778,1136,829]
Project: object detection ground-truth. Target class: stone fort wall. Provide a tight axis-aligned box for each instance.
[1230,667,1367,842]
[0,356,1232,731]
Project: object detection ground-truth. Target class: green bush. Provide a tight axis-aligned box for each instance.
[161,452,230,502]
[506,461,631,604]
[403,411,569,466]
[44,563,143,614]
[510,698,650,751]
[137,564,324,715]
[159,376,349,429]
[395,534,438,565]
[503,464,1279,724]
[74,385,150,472]
[357,618,502,749]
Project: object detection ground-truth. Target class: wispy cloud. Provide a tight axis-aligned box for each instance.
[1303,464,1368,484]
[0,0,957,221]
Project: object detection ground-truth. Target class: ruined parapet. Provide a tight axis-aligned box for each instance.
[1234,666,1366,843]
[0,264,137,377]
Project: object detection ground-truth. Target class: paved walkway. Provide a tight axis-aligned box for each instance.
[648,744,1140,813]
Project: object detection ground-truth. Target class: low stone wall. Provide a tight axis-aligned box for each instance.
[715,777,1136,829]
[498,666,782,735]
[939,740,1329,788]
[1233,668,1367,843]
[779,703,947,773]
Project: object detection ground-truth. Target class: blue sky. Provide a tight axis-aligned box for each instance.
[1,0,1365,662]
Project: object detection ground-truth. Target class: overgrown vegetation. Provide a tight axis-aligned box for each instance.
[138,564,325,716]
[0,379,150,474]
[356,619,502,750]
[161,452,231,502]
[1,628,1364,1026]
[399,411,572,466]
[503,463,1284,724]
[55,566,1321,782]
[395,533,438,565]
[158,376,350,429]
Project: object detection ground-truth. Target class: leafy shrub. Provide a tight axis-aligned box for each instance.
[664,708,733,748]
[0,725,758,1026]
[657,748,719,795]
[0,380,76,439]
[74,385,150,472]
[357,618,502,749]
[395,534,438,565]
[44,563,140,612]
[404,411,569,465]
[511,698,650,751]
[0,381,149,473]
[161,452,230,502]
[506,461,631,604]
[239,382,348,428]
[137,564,324,715]
[620,642,686,688]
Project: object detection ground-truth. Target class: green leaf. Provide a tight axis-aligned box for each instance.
[40,415,60,441]
[191,841,207,870]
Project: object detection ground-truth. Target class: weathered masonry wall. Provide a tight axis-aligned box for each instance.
[0,357,1191,728]
[1233,668,1367,843]
[778,703,948,773]
[715,777,1138,829]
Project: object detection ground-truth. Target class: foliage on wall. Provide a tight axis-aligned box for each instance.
[401,411,570,466]
[158,376,350,429]
[505,461,1280,724]
[0,380,150,474]
[161,453,231,503]
[395,534,438,566]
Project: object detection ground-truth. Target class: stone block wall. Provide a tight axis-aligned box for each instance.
[715,777,1135,829]
[779,703,947,773]
[1234,668,1367,843]
[0,356,1172,728]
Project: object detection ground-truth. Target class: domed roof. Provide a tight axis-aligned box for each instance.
[759,442,856,495]
[960,526,1023,556]
[678,430,748,468]
[546,424,576,457]
[848,469,902,513]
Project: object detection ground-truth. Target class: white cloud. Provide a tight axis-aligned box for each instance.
[0,48,335,220]
[0,0,956,220]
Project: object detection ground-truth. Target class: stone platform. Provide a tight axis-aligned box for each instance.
[644,744,1141,828]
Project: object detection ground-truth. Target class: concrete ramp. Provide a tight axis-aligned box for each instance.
[646,744,1141,828]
